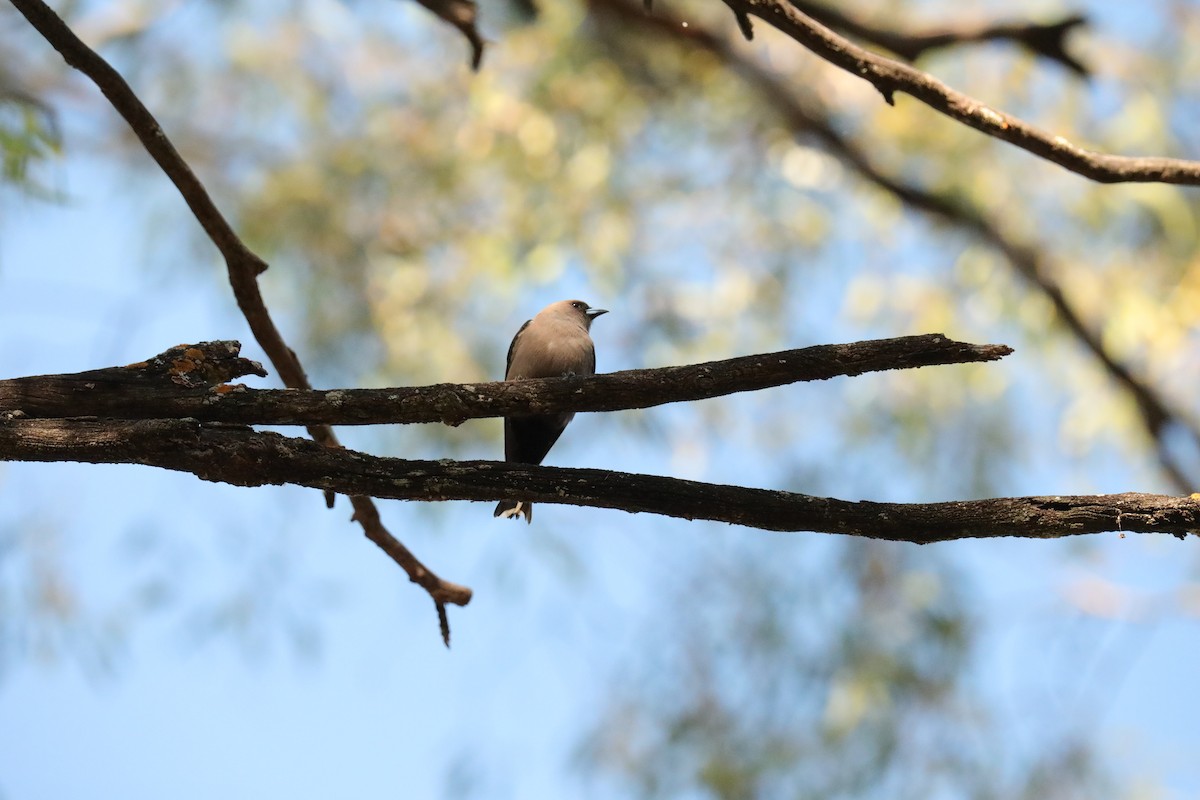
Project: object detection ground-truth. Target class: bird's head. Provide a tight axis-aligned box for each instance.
[549,299,608,329]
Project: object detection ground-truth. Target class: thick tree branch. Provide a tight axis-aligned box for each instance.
[10,0,467,640]
[2,335,1012,426]
[718,0,1200,184]
[789,2,1089,75]
[596,0,1200,491]
[2,418,1197,542]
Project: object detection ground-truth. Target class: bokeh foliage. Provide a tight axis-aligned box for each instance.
[579,539,1112,799]
[0,89,60,198]
[4,0,1200,796]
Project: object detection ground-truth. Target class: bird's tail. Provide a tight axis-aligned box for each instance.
[494,500,533,523]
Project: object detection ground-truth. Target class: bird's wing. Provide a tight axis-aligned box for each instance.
[583,338,596,376]
[505,414,571,464]
[505,319,531,379]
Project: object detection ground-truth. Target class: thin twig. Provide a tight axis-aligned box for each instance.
[720,0,1200,184]
[10,0,470,640]
[596,0,1200,491]
[3,418,1198,541]
[411,0,485,70]
[788,1,1089,75]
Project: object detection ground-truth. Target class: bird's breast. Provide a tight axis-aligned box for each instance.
[507,321,594,380]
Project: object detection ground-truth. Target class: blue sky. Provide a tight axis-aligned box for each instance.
[3,3,1200,798]
[2,134,1197,800]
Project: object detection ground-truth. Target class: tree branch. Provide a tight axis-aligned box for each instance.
[718,0,1200,184]
[595,0,1200,492]
[3,418,1197,542]
[789,2,1089,75]
[1,336,1012,426]
[10,0,468,641]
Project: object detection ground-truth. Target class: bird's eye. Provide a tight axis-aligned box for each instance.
[572,301,583,309]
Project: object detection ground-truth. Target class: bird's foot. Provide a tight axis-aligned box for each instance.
[498,501,532,523]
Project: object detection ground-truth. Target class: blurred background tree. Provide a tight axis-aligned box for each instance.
[1,0,1198,797]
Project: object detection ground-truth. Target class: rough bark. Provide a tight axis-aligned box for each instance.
[3,418,1197,542]
[1,336,1012,426]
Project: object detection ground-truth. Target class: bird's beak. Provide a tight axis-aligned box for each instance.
[586,308,609,319]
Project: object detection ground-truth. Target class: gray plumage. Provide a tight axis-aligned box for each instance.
[494,299,608,523]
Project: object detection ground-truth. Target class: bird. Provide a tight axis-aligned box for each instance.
[494,299,608,523]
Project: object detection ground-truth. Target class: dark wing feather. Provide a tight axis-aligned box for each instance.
[505,414,571,465]
[505,319,531,379]
[583,339,596,376]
